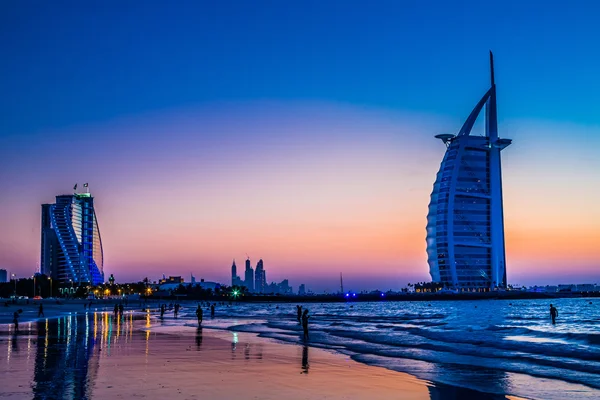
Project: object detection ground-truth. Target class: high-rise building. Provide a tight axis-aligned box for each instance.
[0,269,7,283]
[231,259,242,286]
[244,258,254,292]
[298,284,306,296]
[254,259,267,294]
[41,190,104,285]
[426,53,511,290]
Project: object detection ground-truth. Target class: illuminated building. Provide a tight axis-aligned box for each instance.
[426,53,511,290]
[41,189,104,285]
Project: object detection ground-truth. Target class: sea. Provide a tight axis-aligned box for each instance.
[173,298,600,399]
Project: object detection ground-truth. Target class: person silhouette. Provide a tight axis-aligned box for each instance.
[549,304,558,324]
[13,311,19,331]
[38,303,44,318]
[210,304,215,318]
[196,305,203,325]
[302,309,310,341]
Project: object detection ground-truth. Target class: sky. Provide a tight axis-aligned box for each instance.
[1,1,599,291]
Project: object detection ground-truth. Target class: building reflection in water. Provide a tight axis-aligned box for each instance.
[32,314,99,400]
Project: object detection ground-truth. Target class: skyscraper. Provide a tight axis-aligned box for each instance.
[254,259,266,294]
[244,258,254,292]
[231,259,242,286]
[426,53,511,290]
[41,190,104,285]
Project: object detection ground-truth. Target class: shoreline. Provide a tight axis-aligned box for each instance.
[0,311,524,400]
[1,298,597,399]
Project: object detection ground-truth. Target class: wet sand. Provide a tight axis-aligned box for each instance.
[0,312,524,399]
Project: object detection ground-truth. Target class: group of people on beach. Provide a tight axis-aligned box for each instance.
[7,300,563,337]
[113,303,125,317]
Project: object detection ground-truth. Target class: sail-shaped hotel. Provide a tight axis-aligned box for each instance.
[426,53,511,290]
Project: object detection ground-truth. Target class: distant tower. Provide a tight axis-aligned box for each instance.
[254,259,266,294]
[426,52,511,290]
[340,273,344,294]
[298,284,306,296]
[244,258,254,292]
[231,259,238,286]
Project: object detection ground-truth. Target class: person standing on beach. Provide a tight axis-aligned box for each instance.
[196,305,203,325]
[210,304,215,318]
[174,303,180,318]
[296,305,302,323]
[13,311,19,331]
[119,303,124,316]
[550,304,558,324]
[302,309,310,340]
[160,304,165,318]
[38,303,44,317]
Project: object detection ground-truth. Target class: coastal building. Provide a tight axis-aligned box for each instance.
[244,258,254,292]
[0,269,7,283]
[231,260,242,286]
[254,259,266,293]
[41,188,104,286]
[298,284,306,296]
[426,53,511,290]
[159,276,184,284]
[266,279,292,295]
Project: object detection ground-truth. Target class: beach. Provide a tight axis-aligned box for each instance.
[0,309,513,400]
[1,298,598,399]
[0,302,527,400]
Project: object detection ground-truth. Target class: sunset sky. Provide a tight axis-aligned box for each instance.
[1,1,599,291]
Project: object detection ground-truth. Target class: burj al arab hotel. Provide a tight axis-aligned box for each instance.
[426,52,512,291]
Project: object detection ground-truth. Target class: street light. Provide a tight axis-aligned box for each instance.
[11,274,16,297]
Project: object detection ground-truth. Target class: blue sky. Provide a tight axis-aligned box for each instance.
[3,0,600,136]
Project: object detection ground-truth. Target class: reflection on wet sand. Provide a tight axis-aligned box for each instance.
[32,314,99,399]
[196,326,203,349]
[301,345,309,374]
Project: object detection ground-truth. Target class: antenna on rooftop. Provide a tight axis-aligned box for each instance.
[340,273,344,294]
[489,50,495,86]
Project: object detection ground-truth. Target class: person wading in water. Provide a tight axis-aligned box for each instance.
[549,304,558,324]
[302,309,310,341]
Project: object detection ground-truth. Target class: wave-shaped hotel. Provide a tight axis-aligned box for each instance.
[426,53,511,291]
[40,186,104,286]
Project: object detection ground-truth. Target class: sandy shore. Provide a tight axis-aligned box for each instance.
[0,310,524,399]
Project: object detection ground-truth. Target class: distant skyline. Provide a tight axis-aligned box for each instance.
[1,1,599,291]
